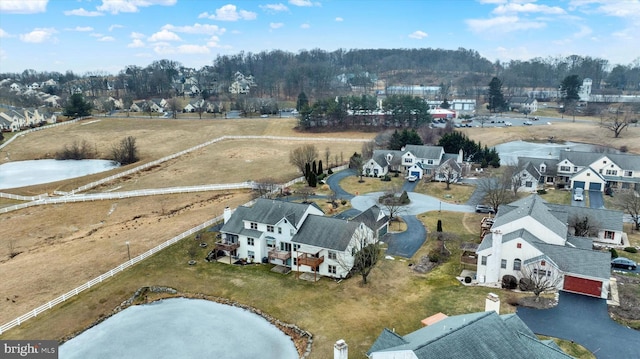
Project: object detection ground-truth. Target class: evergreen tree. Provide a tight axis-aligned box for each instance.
[307,171,317,187]
[63,93,93,118]
[487,77,506,113]
[317,160,323,175]
[312,160,317,175]
[304,162,311,178]
[296,92,309,111]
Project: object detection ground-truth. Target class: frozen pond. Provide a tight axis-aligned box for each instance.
[59,298,298,359]
[494,140,609,165]
[0,159,119,190]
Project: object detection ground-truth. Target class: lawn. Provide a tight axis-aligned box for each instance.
[339,174,405,195]
[415,181,475,204]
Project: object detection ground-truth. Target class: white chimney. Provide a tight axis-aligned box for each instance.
[223,206,232,223]
[334,339,348,359]
[485,292,500,314]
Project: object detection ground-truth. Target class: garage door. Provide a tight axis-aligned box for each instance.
[410,171,421,178]
[589,182,602,191]
[564,275,602,297]
[573,181,585,189]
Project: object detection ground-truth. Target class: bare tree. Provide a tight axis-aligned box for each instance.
[361,141,375,160]
[297,187,315,203]
[601,105,632,138]
[349,152,365,182]
[503,162,524,197]
[618,191,640,230]
[324,147,331,168]
[378,185,409,220]
[111,136,139,165]
[336,221,380,285]
[569,215,601,237]
[289,144,318,176]
[254,177,279,199]
[476,171,514,213]
[166,98,180,119]
[519,262,563,302]
[475,115,491,128]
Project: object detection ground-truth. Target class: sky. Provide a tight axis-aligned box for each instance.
[0,0,639,75]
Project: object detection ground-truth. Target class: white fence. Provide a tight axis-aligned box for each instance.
[0,213,224,335]
[0,117,88,151]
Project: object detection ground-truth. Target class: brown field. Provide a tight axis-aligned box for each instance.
[0,116,633,358]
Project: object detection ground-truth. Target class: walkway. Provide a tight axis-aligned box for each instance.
[517,291,640,359]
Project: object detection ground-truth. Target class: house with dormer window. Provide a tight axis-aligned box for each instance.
[217,199,386,279]
[476,195,613,298]
[363,145,463,181]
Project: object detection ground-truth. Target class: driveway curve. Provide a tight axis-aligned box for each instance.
[517,291,640,358]
[384,215,427,257]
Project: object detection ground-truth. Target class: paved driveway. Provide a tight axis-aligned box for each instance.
[385,215,427,257]
[589,190,605,209]
[517,291,640,358]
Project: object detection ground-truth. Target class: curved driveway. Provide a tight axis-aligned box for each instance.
[517,292,640,359]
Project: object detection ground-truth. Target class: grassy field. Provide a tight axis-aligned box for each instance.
[0,116,629,358]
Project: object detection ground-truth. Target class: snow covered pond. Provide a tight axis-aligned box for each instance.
[0,159,119,190]
[59,298,298,359]
[495,140,609,165]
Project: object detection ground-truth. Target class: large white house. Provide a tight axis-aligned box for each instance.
[476,195,613,298]
[362,145,464,182]
[217,199,387,279]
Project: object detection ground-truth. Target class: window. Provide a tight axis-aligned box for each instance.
[290,229,294,236]
[517,243,522,249]
[540,260,546,266]
[247,238,254,246]
[403,158,412,164]
[328,265,337,275]
[293,244,300,251]
[267,225,274,232]
[427,159,433,165]
[248,251,255,260]
[278,227,282,234]
[513,259,521,271]
[525,181,533,187]
[501,259,507,269]
[574,167,578,171]
[624,170,633,177]
[540,165,546,173]
[606,169,618,176]
[481,256,487,265]
[292,258,297,266]
[250,222,257,230]
[328,251,337,260]
[560,166,571,172]
[604,231,615,240]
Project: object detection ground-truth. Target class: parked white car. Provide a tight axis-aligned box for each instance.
[573,188,584,201]
[407,175,418,182]
[504,122,512,126]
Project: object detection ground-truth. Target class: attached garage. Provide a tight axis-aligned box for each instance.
[573,181,585,189]
[589,182,602,191]
[563,275,602,297]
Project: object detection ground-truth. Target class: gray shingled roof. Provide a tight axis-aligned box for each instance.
[291,215,361,251]
[547,204,624,232]
[492,195,567,239]
[404,144,444,160]
[351,205,388,229]
[219,206,250,235]
[518,157,559,177]
[242,198,316,228]
[560,150,640,171]
[368,311,572,359]
[531,240,610,280]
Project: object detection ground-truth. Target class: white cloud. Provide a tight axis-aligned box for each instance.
[64,8,104,16]
[161,23,225,35]
[130,32,145,39]
[69,26,94,32]
[207,36,221,47]
[335,17,343,22]
[109,24,124,31]
[300,23,310,29]
[466,16,546,33]
[0,0,47,14]
[19,28,57,43]
[492,3,566,15]
[270,22,284,29]
[289,0,320,7]
[198,4,257,21]
[98,36,115,42]
[261,3,289,12]
[177,44,210,54]
[0,28,10,38]
[148,29,181,42]
[90,33,104,38]
[408,30,428,39]
[127,39,145,48]
[97,0,177,15]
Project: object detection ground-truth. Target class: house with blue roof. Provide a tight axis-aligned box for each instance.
[476,195,613,298]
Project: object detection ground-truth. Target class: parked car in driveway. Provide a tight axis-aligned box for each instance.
[573,188,584,201]
[407,175,418,182]
[475,204,495,214]
[611,257,637,270]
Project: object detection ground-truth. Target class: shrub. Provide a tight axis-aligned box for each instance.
[610,248,619,259]
[381,175,391,182]
[436,219,442,233]
[537,189,547,195]
[341,199,347,205]
[502,275,518,290]
[623,247,638,254]
[327,168,333,174]
[428,252,440,263]
[519,278,534,291]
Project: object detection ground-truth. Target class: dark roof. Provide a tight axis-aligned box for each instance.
[404,144,444,160]
[242,198,317,228]
[547,203,624,232]
[492,195,567,239]
[291,215,362,251]
[559,150,640,171]
[351,205,388,230]
[368,311,572,359]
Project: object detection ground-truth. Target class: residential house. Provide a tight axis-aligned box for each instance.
[363,145,464,181]
[367,310,572,359]
[218,199,384,279]
[130,101,146,112]
[515,157,559,192]
[363,150,403,178]
[556,151,640,192]
[148,98,166,112]
[183,99,204,113]
[508,96,538,114]
[476,195,612,298]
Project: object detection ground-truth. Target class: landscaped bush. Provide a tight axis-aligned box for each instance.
[502,275,518,290]
[381,175,391,182]
[519,278,534,291]
[610,248,619,259]
[537,189,547,195]
[428,251,440,263]
[623,247,638,254]
[327,168,333,174]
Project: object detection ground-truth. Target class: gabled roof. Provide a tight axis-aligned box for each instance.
[368,311,572,359]
[547,204,624,232]
[291,215,362,251]
[518,157,559,177]
[242,198,318,228]
[559,150,640,171]
[404,144,443,160]
[351,205,389,230]
[492,195,567,239]
[531,240,610,280]
[437,157,461,172]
